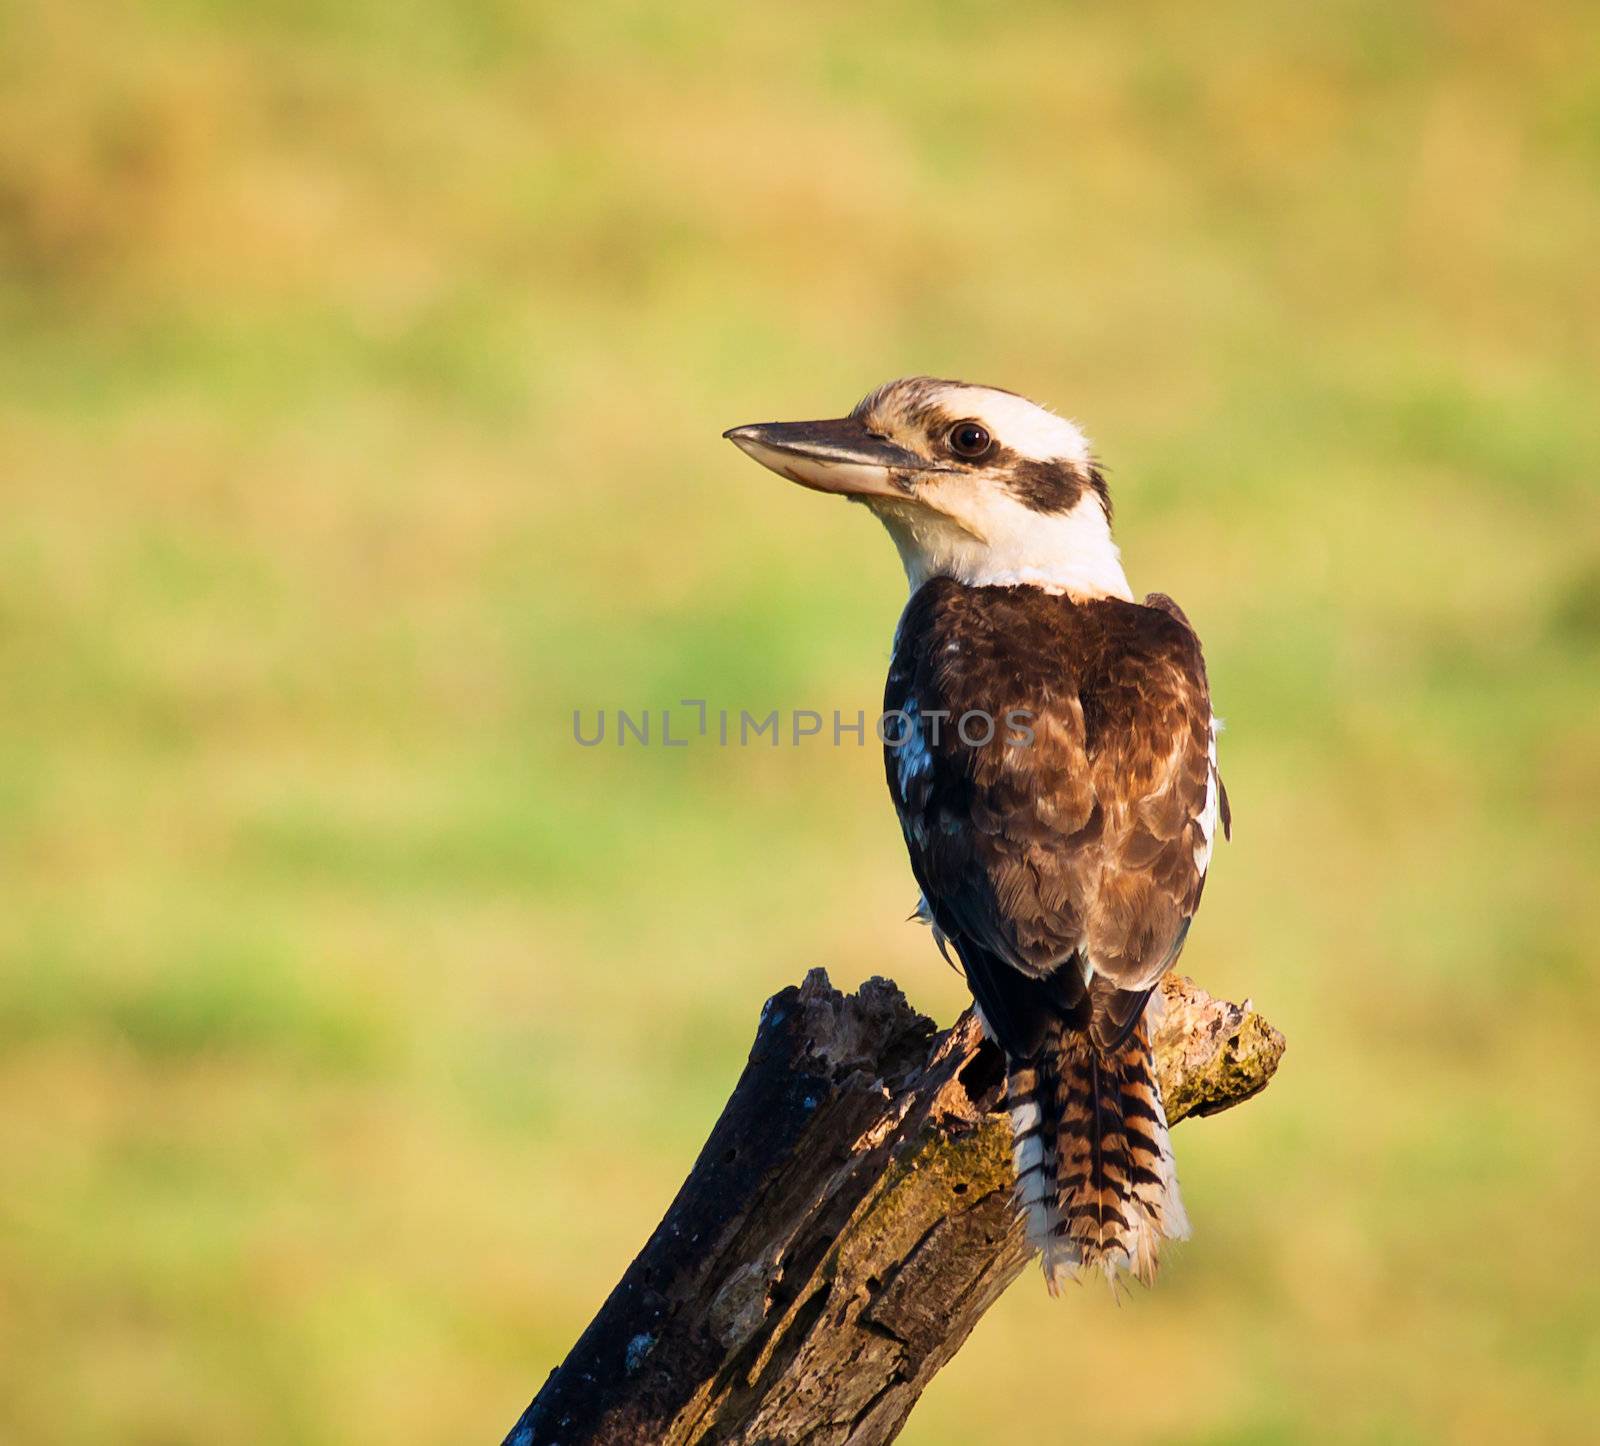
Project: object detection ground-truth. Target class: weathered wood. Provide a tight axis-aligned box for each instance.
[503,970,1285,1446]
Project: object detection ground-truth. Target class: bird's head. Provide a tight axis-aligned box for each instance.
[724,376,1131,600]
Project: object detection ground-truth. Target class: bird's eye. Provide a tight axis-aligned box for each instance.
[948,421,991,459]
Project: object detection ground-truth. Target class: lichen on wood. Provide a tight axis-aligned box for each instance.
[503,968,1284,1446]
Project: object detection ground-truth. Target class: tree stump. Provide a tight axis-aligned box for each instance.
[503,969,1285,1446]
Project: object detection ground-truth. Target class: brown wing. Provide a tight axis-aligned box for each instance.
[1078,591,1216,989]
[886,581,1220,1057]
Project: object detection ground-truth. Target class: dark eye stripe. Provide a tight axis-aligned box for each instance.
[1005,458,1093,515]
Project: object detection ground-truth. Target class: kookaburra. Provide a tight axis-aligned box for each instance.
[725,377,1228,1288]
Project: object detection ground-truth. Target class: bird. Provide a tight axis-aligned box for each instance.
[724,377,1229,1290]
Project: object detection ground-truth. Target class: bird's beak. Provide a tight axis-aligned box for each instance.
[723,417,936,502]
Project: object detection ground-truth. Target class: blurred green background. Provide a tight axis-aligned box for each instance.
[3,1,1598,1442]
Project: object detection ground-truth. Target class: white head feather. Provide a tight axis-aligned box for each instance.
[854,378,1132,601]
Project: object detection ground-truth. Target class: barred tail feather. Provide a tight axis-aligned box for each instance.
[1007,1017,1188,1291]
[1006,1059,1077,1290]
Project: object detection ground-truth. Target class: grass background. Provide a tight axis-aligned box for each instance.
[2,1,1598,1441]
